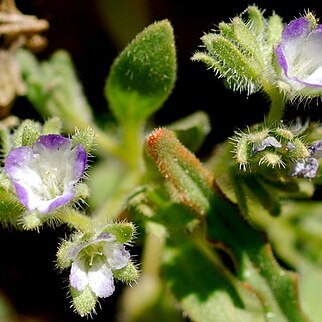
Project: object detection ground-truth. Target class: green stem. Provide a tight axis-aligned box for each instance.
[55,208,93,232]
[141,231,164,275]
[264,85,286,124]
[121,120,144,171]
[53,91,146,169]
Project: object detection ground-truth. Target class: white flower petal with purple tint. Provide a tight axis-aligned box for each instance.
[70,257,115,298]
[88,261,115,298]
[4,134,87,214]
[103,243,131,270]
[275,16,322,95]
[70,257,89,291]
[68,232,131,298]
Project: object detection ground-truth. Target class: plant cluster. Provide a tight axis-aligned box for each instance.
[1,2,322,321]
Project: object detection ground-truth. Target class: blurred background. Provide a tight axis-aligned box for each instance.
[1,0,322,321]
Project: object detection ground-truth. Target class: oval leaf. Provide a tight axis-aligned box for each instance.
[105,20,177,124]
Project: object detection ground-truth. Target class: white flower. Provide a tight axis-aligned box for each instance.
[275,16,322,97]
[4,134,87,214]
[69,232,131,298]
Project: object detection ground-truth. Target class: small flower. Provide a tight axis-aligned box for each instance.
[252,136,282,154]
[308,140,322,157]
[69,232,131,298]
[275,15,322,97]
[291,157,319,179]
[4,134,87,214]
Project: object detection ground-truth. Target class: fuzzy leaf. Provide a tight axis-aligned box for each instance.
[247,6,265,37]
[105,20,176,124]
[163,234,264,322]
[266,14,283,48]
[299,261,322,322]
[16,49,93,131]
[196,33,261,93]
[231,17,264,65]
[207,195,309,322]
[0,187,24,229]
[168,111,211,152]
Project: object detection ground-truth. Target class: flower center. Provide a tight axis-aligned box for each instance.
[38,167,65,199]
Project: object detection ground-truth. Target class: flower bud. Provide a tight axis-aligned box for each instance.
[103,222,135,244]
[71,127,96,153]
[22,212,42,230]
[56,239,74,269]
[42,117,62,134]
[12,119,41,147]
[113,262,139,284]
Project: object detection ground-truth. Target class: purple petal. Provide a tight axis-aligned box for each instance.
[41,191,74,213]
[4,146,33,174]
[34,134,70,150]
[12,182,29,208]
[72,145,87,180]
[252,136,282,154]
[309,140,322,157]
[4,147,35,208]
[276,17,322,89]
[281,17,310,40]
[275,44,288,77]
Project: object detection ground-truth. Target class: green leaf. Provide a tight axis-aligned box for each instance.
[298,260,322,322]
[163,235,264,322]
[207,195,309,322]
[118,269,185,322]
[87,159,126,209]
[231,17,264,66]
[105,20,177,125]
[152,203,199,234]
[16,49,93,131]
[195,33,261,94]
[168,111,211,152]
[0,187,24,229]
[266,14,283,48]
[246,6,265,37]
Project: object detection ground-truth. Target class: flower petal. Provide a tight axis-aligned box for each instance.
[70,258,89,291]
[68,233,116,261]
[34,134,70,150]
[104,243,131,270]
[276,17,322,92]
[88,262,115,298]
[72,145,87,181]
[281,17,310,41]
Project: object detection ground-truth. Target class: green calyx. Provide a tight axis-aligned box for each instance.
[103,222,136,243]
[70,286,97,317]
[231,122,313,172]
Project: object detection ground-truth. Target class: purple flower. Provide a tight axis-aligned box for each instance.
[4,134,87,214]
[275,16,322,95]
[291,157,319,179]
[69,232,130,298]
